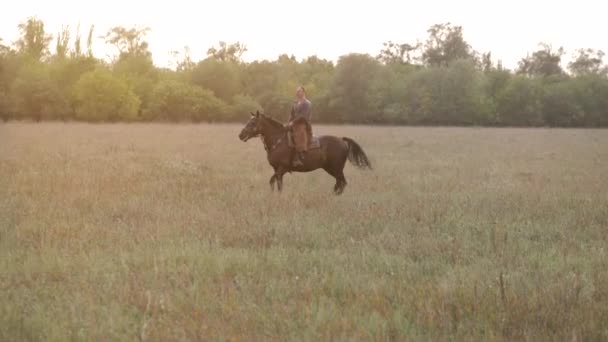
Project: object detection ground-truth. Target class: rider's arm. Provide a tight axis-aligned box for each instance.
[287,101,311,127]
[298,101,311,121]
[293,101,311,121]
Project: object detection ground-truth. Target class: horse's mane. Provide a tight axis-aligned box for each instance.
[261,114,286,131]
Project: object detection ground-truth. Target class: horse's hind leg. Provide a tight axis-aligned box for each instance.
[334,170,347,195]
[324,166,347,195]
[277,174,284,192]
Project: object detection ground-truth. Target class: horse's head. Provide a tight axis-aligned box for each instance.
[239,111,264,142]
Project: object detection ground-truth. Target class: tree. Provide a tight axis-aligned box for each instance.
[227,94,262,121]
[112,54,157,115]
[370,63,414,123]
[103,26,152,59]
[4,17,608,127]
[0,43,12,119]
[207,41,247,62]
[570,75,608,126]
[298,56,334,117]
[69,24,94,58]
[377,41,420,65]
[0,39,18,85]
[481,52,494,72]
[191,58,241,102]
[10,63,69,120]
[517,43,565,77]
[0,90,8,121]
[15,17,53,61]
[170,46,195,72]
[86,25,95,58]
[72,68,140,121]
[48,55,98,99]
[396,60,487,125]
[104,26,157,115]
[143,80,227,121]
[73,23,82,58]
[495,76,543,126]
[241,60,290,116]
[243,60,280,99]
[327,53,382,122]
[0,45,20,119]
[568,49,605,76]
[0,38,8,54]
[422,23,476,67]
[482,67,511,124]
[541,80,583,126]
[55,26,70,59]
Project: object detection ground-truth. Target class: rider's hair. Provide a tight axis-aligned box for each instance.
[297,86,306,95]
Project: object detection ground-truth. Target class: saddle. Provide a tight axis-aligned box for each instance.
[308,136,321,149]
[287,131,321,149]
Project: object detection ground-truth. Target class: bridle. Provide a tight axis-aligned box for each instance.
[251,119,285,153]
[242,112,288,154]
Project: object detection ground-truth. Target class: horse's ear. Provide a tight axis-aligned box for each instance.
[255,110,260,117]
[250,111,255,117]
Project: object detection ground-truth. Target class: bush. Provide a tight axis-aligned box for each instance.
[541,80,584,126]
[10,63,69,120]
[495,76,543,126]
[571,75,608,127]
[227,94,262,121]
[0,90,9,121]
[72,68,140,121]
[144,80,227,122]
[396,60,486,125]
[327,53,382,123]
[191,58,241,103]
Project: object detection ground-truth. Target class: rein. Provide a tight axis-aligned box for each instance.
[255,117,288,153]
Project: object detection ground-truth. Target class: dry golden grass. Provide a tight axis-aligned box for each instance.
[1,122,608,341]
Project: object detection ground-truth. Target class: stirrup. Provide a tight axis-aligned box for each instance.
[292,154,304,166]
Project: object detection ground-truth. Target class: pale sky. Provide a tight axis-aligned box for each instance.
[1,0,606,69]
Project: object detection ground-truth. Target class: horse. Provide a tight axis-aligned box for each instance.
[238,111,372,194]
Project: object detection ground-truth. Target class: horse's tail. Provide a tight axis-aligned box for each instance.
[342,137,372,170]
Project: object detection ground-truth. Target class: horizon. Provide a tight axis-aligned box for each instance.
[1,0,607,70]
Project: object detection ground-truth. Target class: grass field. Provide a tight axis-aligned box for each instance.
[1,122,607,341]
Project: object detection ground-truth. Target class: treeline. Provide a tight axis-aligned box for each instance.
[1,17,607,126]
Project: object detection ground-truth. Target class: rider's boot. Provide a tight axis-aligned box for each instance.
[292,151,304,166]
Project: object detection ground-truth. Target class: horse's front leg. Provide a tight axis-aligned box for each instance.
[276,167,287,192]
[269,174,276,191]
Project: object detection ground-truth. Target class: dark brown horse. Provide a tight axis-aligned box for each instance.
[238,111,372,194]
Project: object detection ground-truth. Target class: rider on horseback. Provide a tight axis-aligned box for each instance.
[286,86,312,167]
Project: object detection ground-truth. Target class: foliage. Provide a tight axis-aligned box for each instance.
[327,53,383,123]
[227,94,263,121]
[421,23,477,67]
[1,18,608,127]
[517,43,565,77]
[15,17,53,61]
[72,68,140,121]
[144,79,227,122]
[568,49,606,76]
[206,41,247,62]
[495,76,543,126]
[9,62,68,120]
[103,26,152,59]
[377,41,421,65]
[191,58,241,103]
